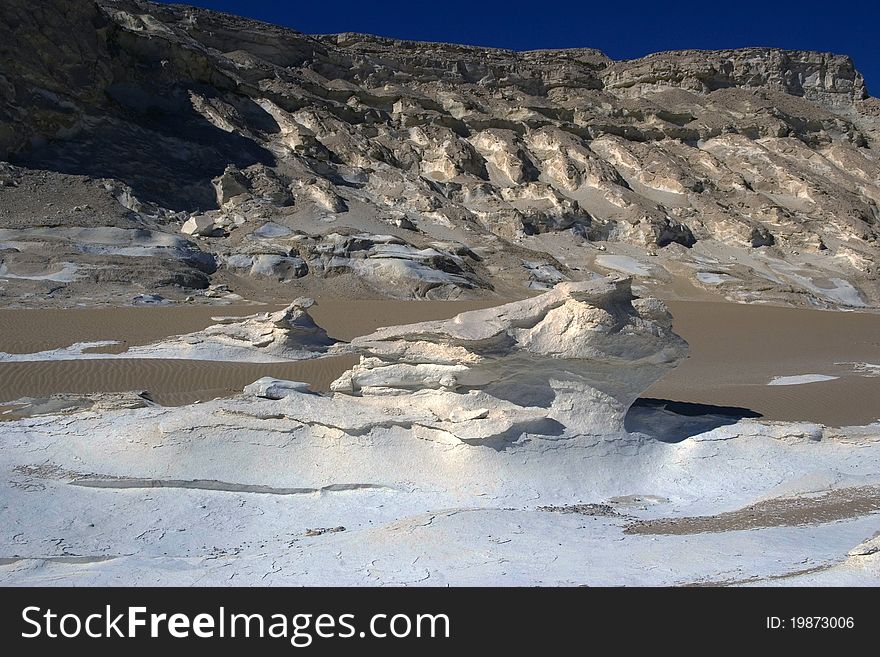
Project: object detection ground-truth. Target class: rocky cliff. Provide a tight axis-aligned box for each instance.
[1,0,879,305]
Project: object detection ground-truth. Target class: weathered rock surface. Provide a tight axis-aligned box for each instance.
[1,279,878,586]
[137,297,335,361]
[330,277,686,434]
[0,297,336,362]
[243,377,313,399]
[181,214,222,237]
[1,0,879,306]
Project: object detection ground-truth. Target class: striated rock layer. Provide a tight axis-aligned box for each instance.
[1,0,879,306]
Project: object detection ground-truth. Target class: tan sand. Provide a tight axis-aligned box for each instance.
[648,301,880,425]
[0,298,503,353]
[0,304,270,354]
[0,356,359,406]
[626,485,880,535]
[0,299,500,406]
[1,299,879,424]
[308,298,505,341]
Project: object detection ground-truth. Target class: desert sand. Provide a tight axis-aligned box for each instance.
[2,299,878,425]
[649,301,880,425]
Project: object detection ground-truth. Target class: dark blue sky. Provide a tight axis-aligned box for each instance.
[160,0,878,94]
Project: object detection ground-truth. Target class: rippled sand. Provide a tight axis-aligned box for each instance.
[1,298,879,424]
[0,356,359,406]
[0,298,501,406]
[0,298,504,353]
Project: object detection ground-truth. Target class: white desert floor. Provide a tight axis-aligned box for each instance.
[0,279,878,586]
[1,410,878,586]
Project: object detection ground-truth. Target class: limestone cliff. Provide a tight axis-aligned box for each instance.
[1,0,878,306]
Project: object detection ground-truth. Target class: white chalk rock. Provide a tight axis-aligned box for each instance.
[181,214,220,236]
[244,377,313,399]
[330,276,687,434]
[126,298,335,361]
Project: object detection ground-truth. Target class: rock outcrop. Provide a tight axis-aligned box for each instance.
[601,49,868,110]
[1,0,879,307]
[4,277,687,485]
[330,277,687,435]
[2,278,880,586]
[129,298,335,361]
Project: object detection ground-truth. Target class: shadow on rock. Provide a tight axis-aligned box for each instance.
[14,86,277,212]
[625,397,763,443]
[462,417,566,451]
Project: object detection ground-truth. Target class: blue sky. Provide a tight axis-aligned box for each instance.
[158,0,879,93]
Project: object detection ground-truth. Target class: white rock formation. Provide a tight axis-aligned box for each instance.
[330,277,687,435]
[243,377,313,399]
[304,232,487,298]
[0,298,335,363]
[1,278,879,585]
[157,298,334,361]
[180,214,221,237]
[223,252,308,280]
[107,298,333,362]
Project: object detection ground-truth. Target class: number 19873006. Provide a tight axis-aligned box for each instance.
[766,617,854,629]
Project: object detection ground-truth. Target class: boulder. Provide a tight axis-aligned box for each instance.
[181,214,222,237]
[213,166,251,206]
[244,377,313,399]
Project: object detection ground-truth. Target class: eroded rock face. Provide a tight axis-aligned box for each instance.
[1,0,879,306]
[601,49,868,110]
[0,225,217,296]
[304,232,489,298]
[329,277,687,434]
